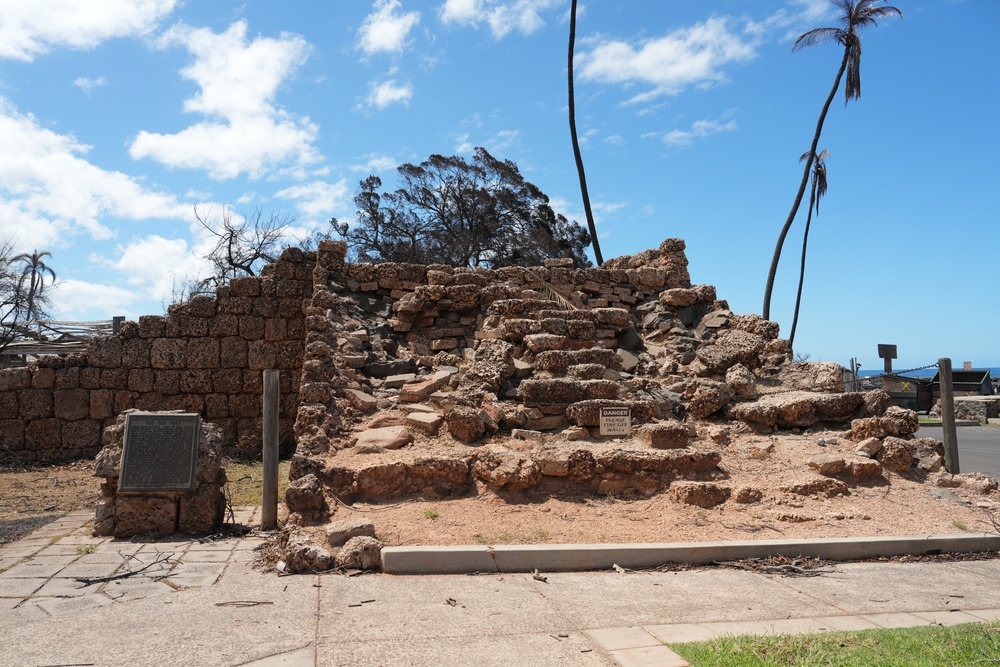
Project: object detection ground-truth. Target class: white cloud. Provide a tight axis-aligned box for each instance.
[576,17,758,103]
[364,79,413,109]
[549,195,625,226]
[439,0,563,39]
[662,113,738,147]
[73,76,108,96]
[0,97,189,251]
[106,234,212,302]
[357,0,421,55]
[603,134,624,146]
[275,179,350,220]
[351,153,398,173]
[453,128,520,155]
[0,0,179,61]
[439,0,480,24]
[129,21,320,180]
[592,201,627,216]
[48,278,144,321]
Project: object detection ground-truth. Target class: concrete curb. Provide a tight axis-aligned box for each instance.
[381,533,1000,575]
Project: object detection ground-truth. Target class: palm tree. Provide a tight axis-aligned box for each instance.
[788,150,829,348]
[762,0,901,321]
[568,0,603,266]
[13,250,56,321]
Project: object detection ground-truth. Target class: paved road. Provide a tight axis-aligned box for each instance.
[917,425,1000,479]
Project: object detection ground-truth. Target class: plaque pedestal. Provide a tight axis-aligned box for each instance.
[93,410,227,538]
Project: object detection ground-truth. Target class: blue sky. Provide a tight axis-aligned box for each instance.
[1,0,997,372]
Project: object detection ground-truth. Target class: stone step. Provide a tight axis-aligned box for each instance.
[519,378,621,405]
[316,445,722,501]
[533,348,617,373]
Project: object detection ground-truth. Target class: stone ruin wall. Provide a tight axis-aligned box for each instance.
[287,239,708,458]
[0,236,789,466]
[0,247,315,463]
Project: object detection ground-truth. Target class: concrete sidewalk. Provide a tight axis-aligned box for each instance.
[1,512,998,667]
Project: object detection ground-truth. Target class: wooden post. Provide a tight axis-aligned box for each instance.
[262,369,280,530]
[938,358,960,474]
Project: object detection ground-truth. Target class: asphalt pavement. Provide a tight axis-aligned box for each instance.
[2,511,1000,667]
[917,425,1000,479]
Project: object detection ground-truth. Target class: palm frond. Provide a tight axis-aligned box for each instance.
[845,40,862,102]
[793,27,844,51]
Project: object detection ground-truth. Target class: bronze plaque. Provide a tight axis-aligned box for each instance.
[119,413,200,493]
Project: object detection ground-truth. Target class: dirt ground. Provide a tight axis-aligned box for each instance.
[327,429,1000,547]
[0,459,100,544]
[4,429,998,548]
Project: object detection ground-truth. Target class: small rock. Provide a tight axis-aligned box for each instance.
[284,474,327,514]
[446,406,486,443]
[405,411,443,435]
[855,437,882,458]
[733,486,763,504]
[383,373,417,389]
[668,481,730,508]
[344,388,378,412]
[334,536,383,571]
[637,422,689,449]
[354,426,413,450]
[957,472,999,495]
[807,454,846,477]
[876,437,915,473]
[616,349,639,373]
[281,527,335,573]
[326,519,376,547]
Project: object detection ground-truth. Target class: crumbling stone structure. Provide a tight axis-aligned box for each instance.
[280,239,914,521]
[1,238,924,518]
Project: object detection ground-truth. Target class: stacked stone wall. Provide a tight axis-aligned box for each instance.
[0,248,314,463]
[0,238,702,464]
[324,238,693,359]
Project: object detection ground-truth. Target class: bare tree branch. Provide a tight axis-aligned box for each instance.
[193,204,297,290]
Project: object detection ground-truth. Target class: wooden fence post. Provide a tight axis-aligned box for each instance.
[938,358,960,474]
[262,369,280,530]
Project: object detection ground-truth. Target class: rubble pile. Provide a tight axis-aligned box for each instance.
[281,238,955,528]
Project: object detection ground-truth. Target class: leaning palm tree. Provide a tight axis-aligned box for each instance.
[567,0,603,266]
[762,0,901,320]
[13,250,57,321]
[788,150,829,348]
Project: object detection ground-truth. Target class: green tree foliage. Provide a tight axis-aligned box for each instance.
[762,0,901,321]
[338,147,593,268]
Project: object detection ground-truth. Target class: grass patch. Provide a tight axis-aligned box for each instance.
[952,519,972,532]
[424,508,440,519]
[473,530,550,544]
[671,621,1000,667]
[224,459,292,508]
[523,529,550,543]
[75,544,96,555]
[475,531,516,545]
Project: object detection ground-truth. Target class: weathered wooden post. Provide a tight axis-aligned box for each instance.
[262,369,280,530]
[938,358,960,474]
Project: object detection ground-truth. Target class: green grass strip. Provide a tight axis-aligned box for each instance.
[671,621,1000,667]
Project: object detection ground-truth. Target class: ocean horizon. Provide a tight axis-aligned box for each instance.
[857,367,1000,379]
